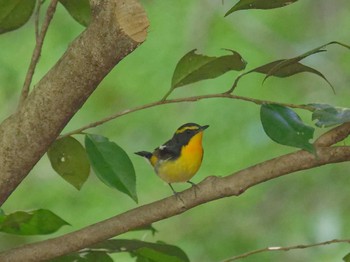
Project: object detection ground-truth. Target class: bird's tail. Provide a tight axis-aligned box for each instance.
[135,151,153,159]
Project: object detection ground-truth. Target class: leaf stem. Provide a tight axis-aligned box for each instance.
[160,88,174,101]
[226,70,251,93]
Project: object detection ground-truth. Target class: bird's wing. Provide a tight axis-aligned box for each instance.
[153,138,180,161]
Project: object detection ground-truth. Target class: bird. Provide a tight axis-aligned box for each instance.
[135,123,209,195]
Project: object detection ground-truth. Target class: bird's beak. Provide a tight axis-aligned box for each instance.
[200,125,209,131]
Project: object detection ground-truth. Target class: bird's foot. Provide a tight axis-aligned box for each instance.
[187,180,199,197]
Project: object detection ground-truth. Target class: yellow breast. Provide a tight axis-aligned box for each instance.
[155,132,204,183]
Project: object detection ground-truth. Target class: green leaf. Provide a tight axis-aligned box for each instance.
[0,0,36,34]
[132,224,158,236]
[135,247,186,262]
[262,41,350,89]
[85,134,138,203]
[260,104,315,153]
[83,251,114,262]
[47,136,90,190]
[171,49,246,89]
[91,239,190,262]
[0,209,69,235]
[343,252,350,262]
[229,41,350,92]
[50,253,83,262]
[253,59,334,91]
[225,0,298,16]
[311,104,350,128]
[59,0,91,26]
[51,251,113,262]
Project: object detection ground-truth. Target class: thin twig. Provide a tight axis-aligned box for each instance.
[18,0,59,108]
[34,0,45,40]
[223,238,350,262]
[60,93,314,138]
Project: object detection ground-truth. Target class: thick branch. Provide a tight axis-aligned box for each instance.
[1,146,350,261]
[0,0,148,205]
[315,122,350,147]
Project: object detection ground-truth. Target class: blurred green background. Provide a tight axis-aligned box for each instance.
[1,0,350,261]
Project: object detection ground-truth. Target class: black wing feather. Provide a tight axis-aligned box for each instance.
[154,138,181,161]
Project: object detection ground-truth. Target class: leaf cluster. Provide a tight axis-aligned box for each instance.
[1,0,350,261]
[0,0,90,34]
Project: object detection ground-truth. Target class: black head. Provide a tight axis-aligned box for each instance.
[173,123,209,145]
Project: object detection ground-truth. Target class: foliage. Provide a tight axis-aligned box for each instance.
[344,252,350,262]
[168,49,246,94]
[85,134,138,203]
[225,0,299,16]
[59,0,91,26]
[0,0,36,33]
[260,104,315,153]
[48,136,90,190]
[0,0,350,261]
[53,239,189,262]
[311,104,350,128]
[0,0,90,35]
[0,209,69,235]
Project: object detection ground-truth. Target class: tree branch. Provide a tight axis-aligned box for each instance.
[19,0,59,107]
[61,93,314,138]
[222,238,350,261]
[315,122,350,147]
[1,146,350,261]
[34,0,45,41]
[0,0,149,205]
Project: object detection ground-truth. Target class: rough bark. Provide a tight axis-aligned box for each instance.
[0,0,149,205]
